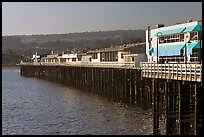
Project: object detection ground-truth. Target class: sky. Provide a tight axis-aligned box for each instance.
[2,2,202,36]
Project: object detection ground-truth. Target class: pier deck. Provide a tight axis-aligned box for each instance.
[19,62,202,135]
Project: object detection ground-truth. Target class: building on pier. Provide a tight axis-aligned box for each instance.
[41,51,81,65]
[142,20,202,135]
[41,53,59,63]
[141,20,202,83]
[58,53,81,64]
[86,43,147,67]
[38,42,147,67]
[20,20,202,136]
[146,20,202,64]
[31,52,41,63]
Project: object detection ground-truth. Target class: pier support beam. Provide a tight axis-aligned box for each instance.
[20,65,202,135]
[152,79,160,135]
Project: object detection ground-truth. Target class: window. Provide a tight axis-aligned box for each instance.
[116,55,118,61]
[100,53,105,62]
[77,55,82,61]
[113,52,117,62]
[78,57,81,61]
[190,32,198,41]
[180,34,184,42]
[132,57,134,62]
[159,33,184,44]
[121,53,124,59]
[92,53,97,59]
[60,58,66,62]
[72,58,76,62]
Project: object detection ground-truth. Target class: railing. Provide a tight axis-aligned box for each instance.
[20,61,135,68]
[140,62,202,82]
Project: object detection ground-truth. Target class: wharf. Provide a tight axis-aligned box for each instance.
[20,62,202,135]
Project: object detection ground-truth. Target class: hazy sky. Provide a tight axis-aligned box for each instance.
[2,2,202,36]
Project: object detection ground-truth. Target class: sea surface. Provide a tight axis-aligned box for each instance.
[2,67,153,135]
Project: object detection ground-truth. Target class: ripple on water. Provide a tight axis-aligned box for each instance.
[2,68,153,135]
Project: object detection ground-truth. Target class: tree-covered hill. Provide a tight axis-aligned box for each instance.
[2,29,146,66]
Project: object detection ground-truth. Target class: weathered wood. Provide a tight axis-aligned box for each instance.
[152,79,160,135]
[20,64,202,135]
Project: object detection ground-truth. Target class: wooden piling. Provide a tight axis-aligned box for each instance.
[20,64,202,135]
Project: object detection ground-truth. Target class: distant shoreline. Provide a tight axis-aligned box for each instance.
[2,66,20,69]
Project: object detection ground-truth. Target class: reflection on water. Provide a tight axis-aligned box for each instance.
[2,67,153,135]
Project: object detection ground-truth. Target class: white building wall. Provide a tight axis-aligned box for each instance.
[81,55,92,65]
[146,21,200,62]
[97,53,100,62]
[118,51,125,63]
[47,54,58,58]
[32,52,40,63]
[91,53,101,63]
[62,54,69,58]
[146,31,150,61]
[62,53,77,59]
[60,53,81,63]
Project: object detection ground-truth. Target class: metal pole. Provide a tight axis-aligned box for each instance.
[185,43,187,64]
[185,35,189,64]
[199,32,201,64]
[156,32,162,64]
[157,37,158,64]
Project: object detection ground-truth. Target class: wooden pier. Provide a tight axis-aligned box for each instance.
[140,62,202,135]
[20,63,202,135]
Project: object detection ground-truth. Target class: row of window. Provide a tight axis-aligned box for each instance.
[43,58,77,62]
[159,34,184,44]
[100,52,118,62]
[158,31,202,44]
[91,52,125,61]
[42,58,58,62]
[158,48,202,63]
[92,53,98,59]
[41,52,126,63]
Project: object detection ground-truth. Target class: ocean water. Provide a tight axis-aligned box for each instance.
[2,67,153,135]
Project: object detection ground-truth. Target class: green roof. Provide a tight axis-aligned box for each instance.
[181,41,202,55]
[154,25,202,37]
[149,47,154,53]
[183,25,202,32]
[154,27,186,36]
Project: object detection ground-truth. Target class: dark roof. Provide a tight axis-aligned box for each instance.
[87,42,146,53]
[40,53,49,58]
[123,43,146,54]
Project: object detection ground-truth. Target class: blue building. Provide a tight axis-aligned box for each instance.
[146,20,202,63]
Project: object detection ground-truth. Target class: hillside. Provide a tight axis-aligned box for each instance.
[2,29,146,66]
